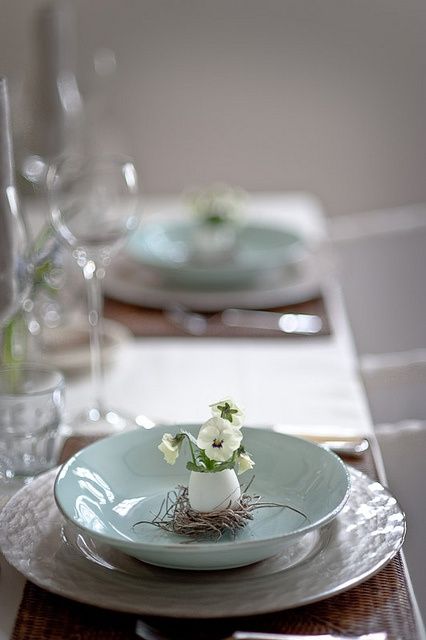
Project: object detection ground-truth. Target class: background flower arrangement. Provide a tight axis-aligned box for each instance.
[184,185,246,263]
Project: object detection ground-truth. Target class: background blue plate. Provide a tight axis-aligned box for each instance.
[126,221,305,288]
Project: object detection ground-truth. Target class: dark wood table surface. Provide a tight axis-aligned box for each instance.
[104,296,330,338]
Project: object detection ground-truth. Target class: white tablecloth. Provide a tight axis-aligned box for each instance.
[68,336,373,434]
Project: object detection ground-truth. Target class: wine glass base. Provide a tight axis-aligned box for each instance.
[65,407,155,436]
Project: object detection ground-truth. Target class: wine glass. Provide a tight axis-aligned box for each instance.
[0,76,33,482]
[47,154,140,433]
[0,186,32,483]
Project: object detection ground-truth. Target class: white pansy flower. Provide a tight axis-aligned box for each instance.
[197,417,243,462]
[158,433,182,465]
[236,451,255,475]
[210,398,244,428]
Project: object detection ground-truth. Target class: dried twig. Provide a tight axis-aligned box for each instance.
[133,485,307,541]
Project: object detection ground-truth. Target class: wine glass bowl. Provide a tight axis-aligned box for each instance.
[47,154,140,433]
[49,156,138,263]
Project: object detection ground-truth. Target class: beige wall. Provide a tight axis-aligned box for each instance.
[2,0,426,216]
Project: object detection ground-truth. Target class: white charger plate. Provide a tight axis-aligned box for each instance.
[0,467,405,618]
[53,427,350,570]
[104,252,320,312]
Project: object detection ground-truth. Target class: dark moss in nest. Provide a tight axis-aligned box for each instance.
[133,484,307,541]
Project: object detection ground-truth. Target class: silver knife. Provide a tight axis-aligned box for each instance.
[221,309,323,334]
[231,632,387,640]
[135,620,386,640]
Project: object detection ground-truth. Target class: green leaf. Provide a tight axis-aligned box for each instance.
[198,449,216,471]
[186,461,202,472]
[1,312,27,367]
[218,402,239,422]
[204,213,227,225]
[209,460,236,473]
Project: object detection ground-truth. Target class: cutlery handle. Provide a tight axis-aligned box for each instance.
[221,309,323,334]
[232,634,336,640]
[300,434,369,457]
[231,633,387,640]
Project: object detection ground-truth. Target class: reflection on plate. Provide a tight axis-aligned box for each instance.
[0,467,405,617]
[41,318,131,375]
[62,520,323,578]
[126,221,305,289]
[54,427,350,570]
[105,252,320,311]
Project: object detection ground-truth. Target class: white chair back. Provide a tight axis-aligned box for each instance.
[330,204,426,356]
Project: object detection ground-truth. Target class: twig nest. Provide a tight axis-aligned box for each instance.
[134,485,260,540]
[133,481,307,541]
[188,469,241,512]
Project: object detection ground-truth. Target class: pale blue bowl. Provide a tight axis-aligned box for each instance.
[126,221,304,289]
[54,426,350,570]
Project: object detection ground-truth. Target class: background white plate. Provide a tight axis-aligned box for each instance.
[105,253,320,311]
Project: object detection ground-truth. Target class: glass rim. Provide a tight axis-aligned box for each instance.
[47,152,137,177]
[46,152,139,217]
[0,365,65,397]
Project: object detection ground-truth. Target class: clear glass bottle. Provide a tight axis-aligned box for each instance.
[0,77,32,331]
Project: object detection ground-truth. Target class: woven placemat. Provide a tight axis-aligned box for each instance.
[104,296,330,338]
[11,437,420,640]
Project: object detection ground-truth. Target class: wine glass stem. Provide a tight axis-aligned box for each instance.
[83,261,104,416]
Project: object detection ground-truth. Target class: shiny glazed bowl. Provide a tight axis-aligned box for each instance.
[54,426,350,570]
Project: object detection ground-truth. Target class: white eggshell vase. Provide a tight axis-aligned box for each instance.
[188,469,241,512]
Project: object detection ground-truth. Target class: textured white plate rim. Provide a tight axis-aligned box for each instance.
[0,467,406,618]
[53,428,351,552]
[75,510,406,618]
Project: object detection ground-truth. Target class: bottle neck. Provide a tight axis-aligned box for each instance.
[0,78,15,189]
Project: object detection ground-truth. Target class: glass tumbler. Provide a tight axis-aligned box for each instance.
[0,366,65,477]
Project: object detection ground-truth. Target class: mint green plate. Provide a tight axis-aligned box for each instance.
[126,221,304,289]
[54,426,350,570]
